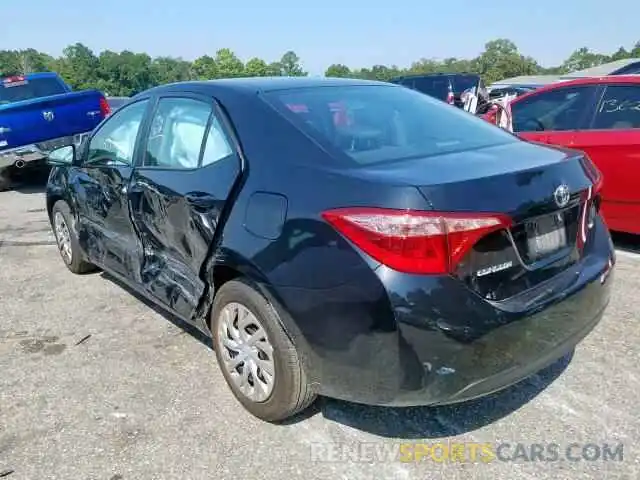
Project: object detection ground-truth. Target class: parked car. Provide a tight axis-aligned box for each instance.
[45,77,614,422]
[390,73,488,109]
[481,75,640,235]
[106,96,130,112]
[0,72,110,191]
[487,85,535,100]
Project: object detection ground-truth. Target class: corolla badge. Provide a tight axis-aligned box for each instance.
[554,184,570,208]
[42,110,55,122]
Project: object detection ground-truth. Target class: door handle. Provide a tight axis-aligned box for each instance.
[185,193,217,209]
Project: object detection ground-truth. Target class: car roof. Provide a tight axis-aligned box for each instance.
[393,73,479,78]
[143,76,393,97]
[510,74,640,104]
[527,74,640,93]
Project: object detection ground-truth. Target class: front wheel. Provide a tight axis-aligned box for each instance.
[211,279,317,422]
[0,172,12,192]
[51,201,96,274]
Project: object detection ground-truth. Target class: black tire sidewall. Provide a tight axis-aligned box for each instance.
[0,172,12,192]
[211,279,303,422]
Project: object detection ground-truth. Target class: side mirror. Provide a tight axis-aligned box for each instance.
[47,145,76,166]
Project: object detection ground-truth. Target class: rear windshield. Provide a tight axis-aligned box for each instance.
[0,77,66,105]
[264,85,517,165]
[451,75,480,93]
[410,75,479,98]
[412,77,451,98]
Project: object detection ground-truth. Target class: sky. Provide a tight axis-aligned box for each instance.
[1,0,638,75]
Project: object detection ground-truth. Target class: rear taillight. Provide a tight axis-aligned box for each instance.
[446,91,455,105]
[577,155,604,250]
[446,82,456,105]
[2,75,27,86]
[322,207,512,275]
[582,154,603,194]
[99,96,111,117]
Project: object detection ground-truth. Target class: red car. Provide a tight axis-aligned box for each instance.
[483,75,640,235]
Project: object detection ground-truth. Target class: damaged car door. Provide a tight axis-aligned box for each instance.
[75,98,150,280]
[128,94,241,320]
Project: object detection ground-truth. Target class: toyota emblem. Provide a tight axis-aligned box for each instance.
[42,110,55,122]
[554,184,570,208]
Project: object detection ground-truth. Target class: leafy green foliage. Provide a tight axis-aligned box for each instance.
[0,39,638,96]
[326,39,640,83]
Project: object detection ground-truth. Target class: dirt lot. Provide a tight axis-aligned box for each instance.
[1,183,639,480]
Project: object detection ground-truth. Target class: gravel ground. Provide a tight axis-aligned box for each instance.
[1,182,639,480]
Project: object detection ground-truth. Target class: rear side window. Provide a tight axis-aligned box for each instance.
[144,97,234,169]
[511,86,595,132]
[264,85,517,166]
[591,85,640,129]
[0,76,66,105]
[145,98,211,169]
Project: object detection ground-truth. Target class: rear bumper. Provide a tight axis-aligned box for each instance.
[277,218,615,407]
[388,268,612,407]
[0,133,88,170]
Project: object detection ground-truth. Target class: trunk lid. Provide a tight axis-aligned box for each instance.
[0,90,106,152]
[351,141,600,301]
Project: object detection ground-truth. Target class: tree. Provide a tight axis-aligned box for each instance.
[475,39,539,83]
[57,43,99,90]
[244,57,270,77]
[1,39,639,95]
[151,57,192,85]
[278,51,306,76]
[611,47,630,61]
[214,48,245,78]
[0,50,21,76]
[561,47,610,73]
[267,62,283,76]
[192,55,218,80]
[325,64,351,78]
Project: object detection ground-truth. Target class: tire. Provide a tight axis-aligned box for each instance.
[0,172,12,192]
[211,279,317,422]
[51,200,96,274]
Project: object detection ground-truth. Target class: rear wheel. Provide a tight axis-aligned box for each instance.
[211,279,316,422]
[51,201,96,274]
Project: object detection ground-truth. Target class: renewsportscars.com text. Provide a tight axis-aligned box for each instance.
[309,442,625,463]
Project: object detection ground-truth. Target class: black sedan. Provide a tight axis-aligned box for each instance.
[45,77,615,422]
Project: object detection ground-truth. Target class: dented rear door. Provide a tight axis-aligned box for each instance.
[128,94,242,320]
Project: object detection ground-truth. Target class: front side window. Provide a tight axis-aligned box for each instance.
[86,99,149,166]
[264,84,517,166]
[144,97,212,169]
[511,86,593,132]
[591,85,640,130]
